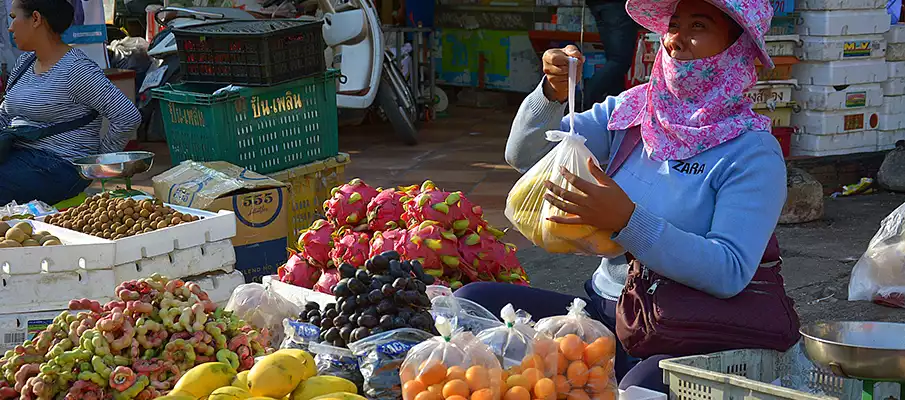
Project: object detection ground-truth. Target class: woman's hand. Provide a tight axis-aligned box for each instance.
[544,157,636,233]
[542,45,584,102]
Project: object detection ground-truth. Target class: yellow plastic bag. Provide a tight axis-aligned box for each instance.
[505,57,623,257]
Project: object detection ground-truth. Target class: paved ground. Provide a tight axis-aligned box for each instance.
[122,104,905,324]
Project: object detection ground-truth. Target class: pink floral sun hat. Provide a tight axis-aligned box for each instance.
[625,0,775,69]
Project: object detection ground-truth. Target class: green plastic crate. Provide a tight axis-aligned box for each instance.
[151,70,339,174]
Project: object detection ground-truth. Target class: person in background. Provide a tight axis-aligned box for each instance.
[582,0,638,110]
[0,0,141,206]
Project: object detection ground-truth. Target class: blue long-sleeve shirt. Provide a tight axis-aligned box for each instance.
[507,81,787,300]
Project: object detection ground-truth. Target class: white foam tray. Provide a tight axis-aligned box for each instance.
[889,60,905,78]
[879,113,905,130]
[0,220,115,274]
[888,43,905,61]
[764,35,799,57]
[887,23,905,44]
[793,83,884,110]
[882,94,905,113]
[797,10,891,36]
[794,59,888,85]
[794,0,885,10]
[796,35,886,61]
[0,268,115,314]
[884,77,905,95]
[878,129,905,149]
[792,130,879,156]
[113,239,236,285]
[187,269,245,307]
[792,107,882,135]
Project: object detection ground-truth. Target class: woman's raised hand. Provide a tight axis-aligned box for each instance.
[541,45,584,102]
[544,158,636,233]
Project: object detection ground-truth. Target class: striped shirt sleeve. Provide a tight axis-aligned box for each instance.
[66,57,141,154]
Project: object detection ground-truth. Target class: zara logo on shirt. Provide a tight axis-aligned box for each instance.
[671,160,707,175]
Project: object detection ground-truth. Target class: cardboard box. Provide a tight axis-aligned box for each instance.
[152,161,289,283]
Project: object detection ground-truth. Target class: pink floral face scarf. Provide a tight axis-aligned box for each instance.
[606,36,772,162]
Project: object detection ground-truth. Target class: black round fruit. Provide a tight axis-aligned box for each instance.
[411,260,425,276]
[355,269,372,284]
[421,274,436,285]
[410,314,429,328]
[339,263,357,279]
[340,325,354,341]
[356,294,370,307]
[417,294,432,308]
[359,314,379,329]
[321,318,334,329]
[376,275,394,285]
[351,327,370,342]
[341,298,357,314]
[324,308,339,320]
[381,283,396,297]
[380,251,400,261]
[393,278,408,291]
[333,315,349,327]
[393,316,408,328]
[368,289,384,304]
[380,315,394,329]
[398,307,414,319]
[413,280,427,293]
[389,260,405,278]
[376,299,396,314]
[333,339,346,347]
[363,306,379,317]
[333,280,353,297]
[393,291,407,305]
[370,280,383,291]
[350,312,362,324]
[348,279,368,295]
[325,303,336,311]
[325,327,340,342]
[309,316,321,327]
[306,309,321,319]
[370,327,385,335]
[400,261,413,274]
[402,290,419,304]
[305,302,320,312]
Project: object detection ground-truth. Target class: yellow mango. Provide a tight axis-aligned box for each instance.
[290,376,358,400]
[247,353,306,399]
[210,386,253,400]
[172,362,237,399]
[274,349,317,380]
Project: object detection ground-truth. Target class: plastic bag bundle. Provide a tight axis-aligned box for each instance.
[400,316,504,400]
[349,328,435,400]
[429,286,503,334]
[281,318,322,350]
[225,283,303,347]
[849,201,905,306]
[504,57,623,257]
[476,304,537,372]
[528,299,617,400]
[309,342,365,391]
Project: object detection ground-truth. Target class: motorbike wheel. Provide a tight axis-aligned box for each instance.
[376,73,418,146]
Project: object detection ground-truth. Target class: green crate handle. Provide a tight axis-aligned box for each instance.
[152,70,339,106]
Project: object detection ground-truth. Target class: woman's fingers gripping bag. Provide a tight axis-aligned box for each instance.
[531,299,617,400]
[504,57,623,258]
[401,316,504,400]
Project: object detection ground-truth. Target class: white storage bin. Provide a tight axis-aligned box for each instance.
[878,129,905,149]
[888,23,905,43]
[889,60,905,78]
[187,269,245,306]
[879,112,905,130]
[794,59,888,85]
[0,268,115,314]
[0,220,114,274]
[745,80,796,108]
[765,35,800,57]
[882,94,905,113]
[792,83,884,110]
[796,35,886,61]
[888,43,905,61]
[795,0,885,9]
[885,77,905,95]
[793,130,879,156]
[113,239,236,285]
[797,10,890,36]
[792,107,881,135]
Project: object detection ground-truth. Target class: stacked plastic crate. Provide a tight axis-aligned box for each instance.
[879,23,905,149]
[790,0,891,156]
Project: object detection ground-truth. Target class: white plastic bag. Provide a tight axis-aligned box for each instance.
[429,285,503,334]
[475,304,536,371]
[849,202,905,305]
[226,283,303,347]
[505,57,623,257]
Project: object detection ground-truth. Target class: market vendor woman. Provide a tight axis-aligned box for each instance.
[0,0,141,205]
[457,0,800,392]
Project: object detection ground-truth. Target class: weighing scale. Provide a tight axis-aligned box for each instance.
[71,151,156,197]
[801,321,905,400]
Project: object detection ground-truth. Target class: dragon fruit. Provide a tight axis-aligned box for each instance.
[402,181,469,231]
[457,228,507,282]
[404,221,462,279]
[456,192,490,233]
[314,268,341,294]
[370,229,407,259]
[330,230,372,268]
[278,253,322,289]
[324,178,380,227]
[297,219,335,268]
[498,243,530,285]
[367,189,407,230]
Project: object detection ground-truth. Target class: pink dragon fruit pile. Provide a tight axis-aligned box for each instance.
[280,178,530,293]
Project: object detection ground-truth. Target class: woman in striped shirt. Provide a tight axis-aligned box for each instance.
[0,0,141,206]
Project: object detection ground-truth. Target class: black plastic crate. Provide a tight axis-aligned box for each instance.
[172,19,325,86]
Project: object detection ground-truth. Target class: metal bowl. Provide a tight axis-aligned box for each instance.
[71,151,155,180]
[800,321,905,380]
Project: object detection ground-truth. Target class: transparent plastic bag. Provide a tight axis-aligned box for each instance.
[504,57,623,257]
[530,299,617,400]
[281,318,322,351]
[225,283,303,347]
[400,316,504,400]
[429,286,503,334]
[476,304,537,371]
[849,202,905,306]
[348,328,435,400]
[309,342,365,391]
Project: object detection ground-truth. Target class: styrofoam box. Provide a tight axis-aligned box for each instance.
[745,80,795,108]
[796,35,886,61]
[797,10,891,36]
[187,269,245,306]
[0,309,89,352]
[794,59,888,85]
[0,220,114,274]
[882,94,905,113]
[792,130,879,156]
[889,60,905,78]
[887,23,905,44]
[879,112,905,130]
[0,268,115,314]
[888,43,905,61]
[795,0,885,10]
[113,239,236,285]
[764,35,799,57]
[885,77,905,95]
[792,108,881,135]
[793,83,884,110]
[878,129,905,149]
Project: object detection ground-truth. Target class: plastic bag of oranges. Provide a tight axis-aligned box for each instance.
[523,299,617,400]
[504,57,624,258]
[401,315,504,400]
[475,304,537,371]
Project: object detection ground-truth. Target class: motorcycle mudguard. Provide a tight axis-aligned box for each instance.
[322,10,367,47]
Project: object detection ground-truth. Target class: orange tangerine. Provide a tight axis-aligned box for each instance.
[565,389,590,400]
[586,366,608,393]
[403,380,427,400]
[402,366,417,383]
[448,366,468,382]
[522,368,543,389]
[552,375,570,396]
[447,396,470,400]
[559,335,585,361]
[504,386,531,400]
[443,379,471,399]
[507,374,530,390]
[565,361,589,387]
[534,378,556,400]
[583,338,615,367]
[427,384,445,398]
[420,361,448,386]
[535,339,559,357]
[544,352,568,377]
[416,391,442,400]
[471,388,495,400]
[466,366,491,391]
[521,354,545,371]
